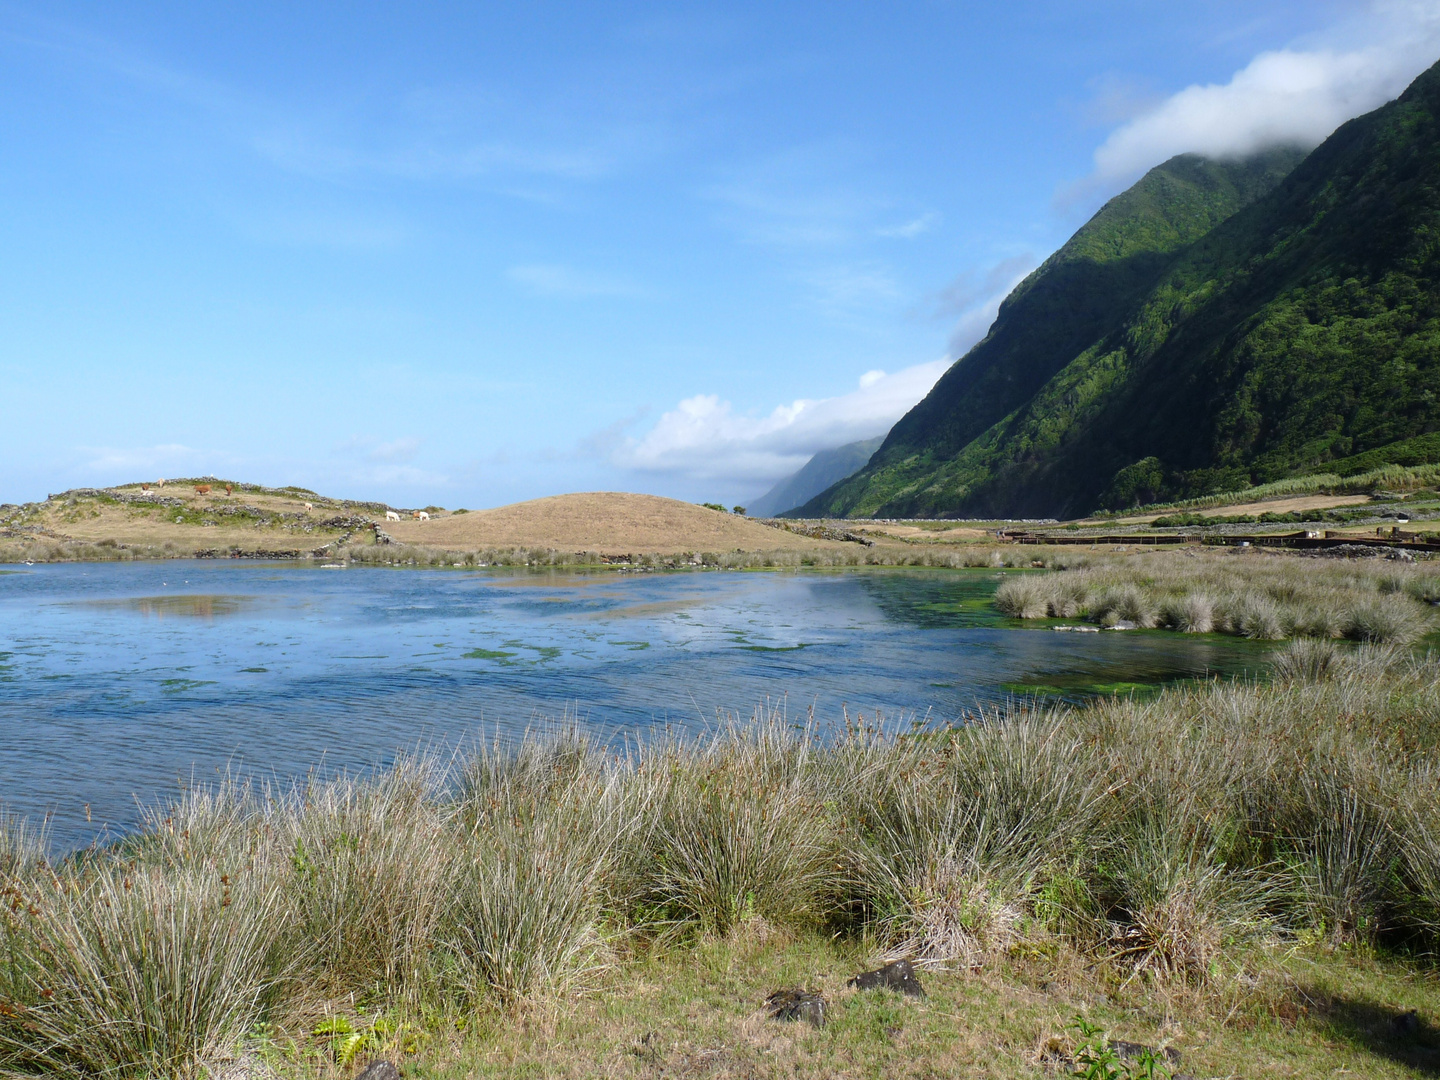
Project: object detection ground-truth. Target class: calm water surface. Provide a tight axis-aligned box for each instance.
[0,561,1268,846]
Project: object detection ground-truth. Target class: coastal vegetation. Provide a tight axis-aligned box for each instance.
[1102,464,1440,519]
[3,639,1439,1078]
[994,551,1440,641]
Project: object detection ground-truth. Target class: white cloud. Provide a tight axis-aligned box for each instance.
[348,463,448,488]
[612,360,949,483]
[506,263,650,299]
[251,129,611,184]
[368,437,422,463]
[876,211,940,239]
[927,255,1037,357]
[704,144,874,248]
[1088,2,1440,187]
[802,262,903,315]
[74,443,207,476]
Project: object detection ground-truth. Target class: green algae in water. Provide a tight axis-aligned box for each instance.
[735,643,810,652]
[463,648,517,661]
[1003,680,1157,698]
[504,642,562,662]
[240,667,268,673]
[611,640,651,650]
[160,679,216,693]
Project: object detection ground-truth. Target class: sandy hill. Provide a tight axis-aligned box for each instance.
[384,492,847,555]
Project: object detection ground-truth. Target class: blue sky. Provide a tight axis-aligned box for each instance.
[2,1,1436,508]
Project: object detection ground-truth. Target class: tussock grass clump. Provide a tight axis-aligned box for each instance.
[0,843,289,1079]
[854,713,1106,965]
[1272,638,1344,682]
[630,718,841,936]
[995,551,1438,641]
[279,759,451,1000]
[993,575,1051,618]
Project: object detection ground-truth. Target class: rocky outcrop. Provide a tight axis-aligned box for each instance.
[761,520,874,546]
[765,988,827,1027]
[847,959,926,998]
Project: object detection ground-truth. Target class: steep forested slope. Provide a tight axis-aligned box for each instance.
[802,58,1440,518]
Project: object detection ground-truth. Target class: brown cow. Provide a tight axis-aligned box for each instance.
[225,484,233,497]
[194,484,212,496]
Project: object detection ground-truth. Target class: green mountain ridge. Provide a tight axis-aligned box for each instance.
[800,58,1440,519]
[749,435,885,517]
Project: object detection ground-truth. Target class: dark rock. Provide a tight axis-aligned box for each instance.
[765,988,826,1028]
[761,520,874,546]
[1391,1008,1421,1038]
[354,1061,400,1080]
[847,958,926,998]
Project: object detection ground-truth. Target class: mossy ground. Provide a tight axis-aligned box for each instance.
[266,930,1440,1079]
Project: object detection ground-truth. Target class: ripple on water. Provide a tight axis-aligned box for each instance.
[0,562,1273,848]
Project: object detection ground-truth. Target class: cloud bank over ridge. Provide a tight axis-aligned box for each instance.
[1090,2,1440,186]
[614,361,949,486]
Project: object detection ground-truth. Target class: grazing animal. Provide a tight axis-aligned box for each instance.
[225,484,234,497]
[303,501,313,510]
[194,484,212,496]
[385,510,401,521]
[140,485,152,496]
[415,511,430,521]
[157,478,166,488]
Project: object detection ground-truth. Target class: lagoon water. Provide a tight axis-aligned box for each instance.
[0,561,1268,847]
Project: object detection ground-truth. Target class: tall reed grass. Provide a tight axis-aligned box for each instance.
[2,646,1439,1076]
[335,540,1043,571]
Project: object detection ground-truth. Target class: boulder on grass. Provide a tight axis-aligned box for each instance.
[847,958,926,998]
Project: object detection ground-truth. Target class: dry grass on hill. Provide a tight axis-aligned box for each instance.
[383,493,853,556]
[1,487,871,560]
[0,482,368,555]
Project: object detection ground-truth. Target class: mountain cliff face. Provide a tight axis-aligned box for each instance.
[800,58,1440,519]
[748,435,884,517]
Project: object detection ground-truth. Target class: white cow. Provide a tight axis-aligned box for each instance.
[385,511,401,521]
[157,478,166,488]
[303,502,314,510]
[415,511,431,521]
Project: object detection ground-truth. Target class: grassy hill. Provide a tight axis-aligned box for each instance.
[0,483,866,562]
[802,57,1440,519]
